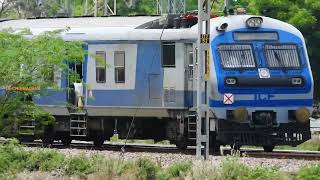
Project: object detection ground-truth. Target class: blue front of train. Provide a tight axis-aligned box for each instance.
[209,16,313,149]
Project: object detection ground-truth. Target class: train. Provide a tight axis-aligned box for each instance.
[0,12,313,152]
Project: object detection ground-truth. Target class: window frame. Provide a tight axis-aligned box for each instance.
[217,43,257,70]
[162,42,176,68]
[263,43,302,70]
[95,51,106,83]
[114,51,125,83]
[188,51,194,80]
[233,31,279,41]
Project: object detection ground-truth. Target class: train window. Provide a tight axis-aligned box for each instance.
[114,51,125,83]
[218,44,256,69]
[162,43,175,67]
[95,51,106,83]
[264,44,301,69]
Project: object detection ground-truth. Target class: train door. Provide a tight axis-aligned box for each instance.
[162,42,185,107]
[185,44,195,107]
[67,61,84,107]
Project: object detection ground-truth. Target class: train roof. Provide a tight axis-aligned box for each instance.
[0,15,303,42]
[0,16,159,28]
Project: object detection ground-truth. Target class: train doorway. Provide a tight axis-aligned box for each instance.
[185,43,195,107]
[68,62,84,107]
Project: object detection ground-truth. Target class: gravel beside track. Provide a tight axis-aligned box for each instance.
[22,142,320,172]
[1,138,319,172]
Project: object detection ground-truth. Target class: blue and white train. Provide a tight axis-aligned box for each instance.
[0,13,313,151]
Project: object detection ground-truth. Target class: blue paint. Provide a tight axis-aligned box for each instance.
[211,28,313,95]
[33,89,67,106]
[32,28,313,110]
[86,42,170,107]
[209,99,313,108]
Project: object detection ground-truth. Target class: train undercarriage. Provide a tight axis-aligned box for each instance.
[16,107,312,153]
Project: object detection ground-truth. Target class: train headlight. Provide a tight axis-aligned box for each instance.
[225,77,237,85]
[295,108,310,123]
[233,108,248,123]
[216,23,229,32]
[292,77,303,85]
[246,17,263,28]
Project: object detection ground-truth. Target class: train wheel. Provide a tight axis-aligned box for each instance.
[61,138,72,146]
[230,144,241,151]
[94,138,105,147]
[42,137,54,147]
[175,135,187,150]
[210,132,220,153]
[263,146,275,152]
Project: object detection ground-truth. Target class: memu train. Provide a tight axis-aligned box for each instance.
[0,13,314,152]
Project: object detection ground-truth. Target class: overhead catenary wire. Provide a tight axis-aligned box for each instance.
[117,21,167,163]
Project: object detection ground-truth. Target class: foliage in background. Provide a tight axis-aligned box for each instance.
[0,30,85,137]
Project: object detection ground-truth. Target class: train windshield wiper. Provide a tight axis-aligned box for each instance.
[274,51,287,72]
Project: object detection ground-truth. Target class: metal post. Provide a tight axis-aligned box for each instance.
[224,0,229,9]
[224,0,229,15]
[104,0,110,16]
[94,0,98,17]
[168,0,174,14]
[84,0,88,15]
[65,0,71,16]
[114,0,117,15]
[196,0,210,160]
[157,0,162,15]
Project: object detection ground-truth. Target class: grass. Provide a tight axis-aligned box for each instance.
[296,164,320,180]
[110,133,320,152]
[0,139,320,179]
[243,135,320,151]
[275,135,320,151]
[109,134,171,145]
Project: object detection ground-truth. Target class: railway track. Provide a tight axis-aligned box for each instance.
[1,139,320,160]
[19,140,196,155]
[238,148,320,161]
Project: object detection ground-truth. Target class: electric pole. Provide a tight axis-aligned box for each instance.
[84,0,88,15]
[196,0,211,160]
[157,0,185,15]
[83,0,117,16]
[94,0,98,17]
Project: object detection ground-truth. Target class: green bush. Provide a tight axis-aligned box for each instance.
[136,158,159,180]
[1,139,320,180]
[296,164,320,180]
[241,166,282,180]
[118,161,140,179]
[218,156,249,180]
[166,161,192,178]
[64,154,94,177]
[91,155,120,179]
[188,160,216,180]
[26,149,65,171]
[0,139,28,174]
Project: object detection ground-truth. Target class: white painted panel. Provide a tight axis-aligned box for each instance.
[163,43,185,91]
[87,44,137,90]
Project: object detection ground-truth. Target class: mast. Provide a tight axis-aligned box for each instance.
[196,0,211,160]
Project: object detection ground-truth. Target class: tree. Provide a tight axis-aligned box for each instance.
[0,0,15,18]
[0,29,85,137]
